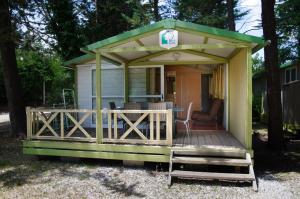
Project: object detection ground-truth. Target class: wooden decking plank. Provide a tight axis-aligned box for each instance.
[23,148,170,162]
[172,148,246,158]
[172,156,251,166]
[173,130,245,150]
[171,170,255,181]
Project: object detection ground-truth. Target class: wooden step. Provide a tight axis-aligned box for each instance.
[172,149,247,158]
[171,170,255,181]
[172,156,251,166]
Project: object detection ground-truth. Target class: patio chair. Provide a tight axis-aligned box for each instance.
[109,102,117,110]
[175,102,193,137]
[191,99,223,129]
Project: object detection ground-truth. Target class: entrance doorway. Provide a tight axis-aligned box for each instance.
[165,66,201,118]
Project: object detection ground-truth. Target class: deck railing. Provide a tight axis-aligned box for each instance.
[26,107,97,142]
[103,109,173,146]
[26,107,173,146]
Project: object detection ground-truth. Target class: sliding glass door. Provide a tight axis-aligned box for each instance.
[128,65,164,102]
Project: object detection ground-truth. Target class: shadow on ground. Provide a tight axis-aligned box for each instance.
[253,123,300,177]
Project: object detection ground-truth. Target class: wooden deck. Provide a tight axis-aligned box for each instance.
[24,108,249,162]
[171,130,247,158]
[173,130,245,150]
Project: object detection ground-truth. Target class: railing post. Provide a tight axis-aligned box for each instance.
[96,52,103,143]
[166,109,173,146]
[26,107,32,140]
[108,111,112,139]
[60,112,64,138]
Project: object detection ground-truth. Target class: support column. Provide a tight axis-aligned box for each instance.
[96,52,103,143]
[246,47,252,150]
[124,63,129,103]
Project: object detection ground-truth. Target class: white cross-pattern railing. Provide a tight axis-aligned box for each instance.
[26,107,96,142]
[103,109,173,146]
[26,107,173,146]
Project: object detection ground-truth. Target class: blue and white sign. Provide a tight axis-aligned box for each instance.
[159,29,178,49]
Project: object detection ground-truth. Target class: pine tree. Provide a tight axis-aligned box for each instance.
[276,0,300,64]
[261,0,285,150]
[0,0,26,137]
[174,0,247,29]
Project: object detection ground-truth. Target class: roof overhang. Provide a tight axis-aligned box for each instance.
[65,19,266,66]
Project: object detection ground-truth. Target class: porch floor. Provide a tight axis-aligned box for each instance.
[173,130,245,150]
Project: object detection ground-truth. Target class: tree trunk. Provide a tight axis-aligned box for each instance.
[0,0,26,137]
[297,27,300,63]
[227,0,235,31]
[261,0,285,149]
[152,0,161,22]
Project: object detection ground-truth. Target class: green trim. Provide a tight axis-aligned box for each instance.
[174,20,265,45]
[87,21,165,50]
[129,51,169,64]
[252,44,265,54]
[96,53,103,143]
[64,54,94,66]
[98,43,249,53]
[23,140,170,154]
[23,148,169,162]
[127,48,227,65]
[280,61,298,69]
[184,49,228,62]
[129,60,225,66]
[64,54,122,66]
[108,52,128,63]
[86,19,265,52]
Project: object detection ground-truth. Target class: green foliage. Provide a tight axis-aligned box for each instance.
[123,0,175,27]
[252,53,264,74]
[173,0,248,29]
[46,0,85,60]
[81,0,138,43]
[252,95,262,122]
[16,49,73,106]
[276,0,300,64]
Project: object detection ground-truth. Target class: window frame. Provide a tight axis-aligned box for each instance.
[285,66,298,84]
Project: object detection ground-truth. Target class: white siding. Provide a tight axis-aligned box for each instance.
[77,64,125,127]
[77,65,93,127]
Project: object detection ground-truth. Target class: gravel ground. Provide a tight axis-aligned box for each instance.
[0,121,300,199]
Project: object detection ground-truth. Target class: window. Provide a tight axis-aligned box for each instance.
[285,67,297,84]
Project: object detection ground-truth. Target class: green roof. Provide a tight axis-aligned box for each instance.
[280,61,298,69]
[66,19,266,66]
[253,62,299,79]
[64,54,95,66]
[63,53,122,66]
[86,19,265,51]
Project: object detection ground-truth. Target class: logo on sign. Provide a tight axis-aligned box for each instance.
[159,29,178,49]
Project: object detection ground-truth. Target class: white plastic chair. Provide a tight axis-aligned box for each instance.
[175,102,193,137]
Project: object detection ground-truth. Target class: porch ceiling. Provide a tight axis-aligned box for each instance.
[95,33,240,65]
[65,19,266,67]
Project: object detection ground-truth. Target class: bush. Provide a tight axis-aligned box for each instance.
[253,95,262,122]
[16,49,73,106]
